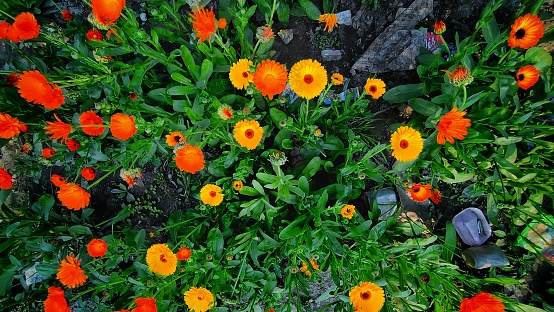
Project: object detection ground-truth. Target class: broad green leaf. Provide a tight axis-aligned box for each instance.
[298,0,321,20]
[408,98,441,116]
[383,83,424,103]
[442,222,456,263]
[279,215,308,239]
[525,47,553,70]
[300,157,321,179]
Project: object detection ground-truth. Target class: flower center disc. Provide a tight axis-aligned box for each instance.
[361,291,372,300]
[517,74,525,81]
[265,74,275,84]
[515,28,526,39]
[210,191,217,197]
[370,86,377,92]
[400,139,409,149]
[304,74,314,84]
[242,72,249,78]
[245,129,255,139]
[160,254,167,263]
[198,295,204,300]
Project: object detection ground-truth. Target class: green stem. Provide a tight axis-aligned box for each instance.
[303,98,310,128]
[439,34,450,58]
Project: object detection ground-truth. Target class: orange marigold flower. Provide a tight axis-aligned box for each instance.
[42,147,56,158]
[56,254,88,288]
[0,112,26,139]
[17,70,65,109]
[200,184,224,206]
[460,292,505,312]
[434,19,446,35]
[318,13,338,32]
[330,73,344,85]
[508,14,544,49]
[218,104,233,120]
[0,21,10,40]
[62,10,73,21]
[340,204,356,219]
[190,7,216,43]
[256,25,275,43]
[57,182,91,210]
[132,298,157,312]
[87,29,103,41]
[364,78,386,99]
[44,114,73,143]
[184,287,214,312]
[174,144,205,174]
[408,183,432,202]
[430,189,441,204]
[81,167,96,181]
[218,18,227,29]
[349,282,385,312]
[12,12,40,41]
[515,65,540,90]
[165,131,186,147]
[87,238,108,257]
[51,174,67,187]
[110,113,136,140]
[0,168,13,190]
[66,138,80,151]
[91,0,126,27]
[4,73,21,86]
[44,286,71,312]
[309,257,319,271]
[79,110,106,136]
[21,143,31,153]
[232,180,243,191]
[252,60,288,100]
[233,119,264,150]
[177,247,192,261]
[437,108,471,145]
[119,169,142,188]
[390,126,423,162]
[443,66,473,87]
[229,59,253,90]
[146,243,177,276]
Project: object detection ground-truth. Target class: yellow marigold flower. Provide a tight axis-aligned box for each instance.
[318,13,338,32]
[200,184,224,206]
[309,257,319,271]
[289,59,328,100]
[390,126,423,162]
[184,287,215,312]
[146,244,177,276]
[349,282,385,312]
[364,78,386,99]
[300,262,309,272]
[330,73,344,85]
[314,128,322,137]
[341,204,356,219]
[165,131,186,147]
[229,59,253,90]
[233,119,264,150]
[434,19,446,35]
[233,180,243,191]
[218,104,234,120]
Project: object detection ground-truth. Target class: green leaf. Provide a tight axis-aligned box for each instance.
[494,136,522,145]
[252,180,266,196]
[276,1,290,24]
[0,268,15,296]
[135,229,146,249]
[298,176,309,196]
[279,215,308,239]
[240,186,262,196]
[171,72,192,85]
[168,85,198,96]
[487,193,498,226]
[442,222,456,263]
[525,47,553,70]
[270,108,287,127]
[408,98,441,116]
[68,225,92,237]
[298,0,321,20]
[180,45,200,81]
[198,59,214,85]
[207,228,224,257]
[383,84,424,103]
[368,221,387,241]
[300,157,321,179]
[0,189,10,207]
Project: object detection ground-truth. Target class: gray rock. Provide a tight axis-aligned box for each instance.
[278,29,293,45]
[139,12,147,22]
[367,188,399,220]
[321,49,342,61]
[336,10,352,26]
[24,264,47,286]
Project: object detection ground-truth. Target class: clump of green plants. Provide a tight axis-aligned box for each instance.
[312,31,340,49]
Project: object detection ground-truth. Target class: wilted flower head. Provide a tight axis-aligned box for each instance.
[256,25,275,43]
[269,151,287,166]
[443,66,473,87]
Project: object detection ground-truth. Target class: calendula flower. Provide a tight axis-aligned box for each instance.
[0,168,13,190]
[42,147,56,158]
[309,257,319,271]
[437,108,471,145]
[177,247,191,261]
[252,60,288,100]
[349,282,385,312]
[133,298,157,312]
[0,21,10,40]
[508,14,544,49]
[16,70,65,109]
[289,59,328,100]
[12,12,40,41]
[51,174,67,187]
[119,169,142,187]
[364,78,386,99]
[79,110,106,136]
[318,13,338,32]
[291,267,298,274]
[57,254,88,288]
[4,73,21,86]
[515,65,540,90]
[233,180,243,191]
[407,183,432,202]
[330,73,344,85]
[174,144,205,174]
[44,114,73,143]
[146,244,177,276]
[229,59,253,90]
[165,131,186,147]
[341,204,356,219]
[217,18,227,29]
[129,92,137,100]
[87,29,103,41]
[430,189,441,204]
[190,7,216,43]
[218,104,234,120]
[110,113,136,140]
[66,138,80,151]
[87,238,108,257]
[434,19,446,35]
[81,167,96,181]
[443,66,473,87]
[57,183,91,210]
[200,184,224,206]
[233,119,264,150]
[300,261,309,273]
[0,112,26,139]
[256,24,275,43]
[44,286,70,312]
[390,126,423,162]
[62,10,73,21]
[460,292,505,312]
[184,287,215,312]
[91,0,126,27]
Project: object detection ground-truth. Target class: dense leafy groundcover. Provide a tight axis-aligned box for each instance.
[1,0,554,311]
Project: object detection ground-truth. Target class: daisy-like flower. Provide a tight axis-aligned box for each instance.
[0,112,26,139]
[200,184,224,206]
[51,174,67,187]
[87,29,103,41]
[218,104,234,120]
[233,180,243,191]
[66,138,80,151]
[44,286,71,312]
[390,126,423,162]
[184,287,215,312]
[91,0,126,27]
[79,111,105,136]
[165,131,186,147]
[407,183,432,202]
[288,59,328,100]
[233,119,264,150]
[318,13,338,32]
[349,282,385,312]
[508,14,544,49]
[62,10,73,21]
[146,244,177,276]
[174,144,205,174]
[330,73,344,85]
[12,12,40,41]
[16,70,65,110]
[177,247,191,261]
[57,254,88,288]
[110,113,136,140]
[434,19,446,35]
[437,108,471,145]
[0,168,13,190]
[81,167,96,181]
[57,183,91,210]
[252,60,288,100]
[255,24,275,43]
[87,238,108,257]
[190,7,216,43]
[44,114,73,143]
[460,292,505,312]
[340,204,356,219]
[430,189,441,204]
[42,147,56,159]
[0,21,11,40]
[515,65,540,90]
[133,298,157,312]
[443,66,473,87]
[364,78,386,99]
[229,59,253,90]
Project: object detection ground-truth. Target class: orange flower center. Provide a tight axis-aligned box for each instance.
[361,291,371,300]
[400,139,409,149]
[223,110,233,118]
[304,74,314,84]
[265,74,275,84]
[515,29,525,39]
[242,72,249,78]
[210,191,217,197]
[245,129,255,139]
[160,254,167,263]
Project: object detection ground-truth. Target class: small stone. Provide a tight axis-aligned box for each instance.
[321,49,342,61]
[278,29,293,44]
[336,10,352,26]
[24,264,47,286]
[139,13,147,22]
[368,188,399,220]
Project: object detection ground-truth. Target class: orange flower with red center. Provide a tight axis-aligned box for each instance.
[443,66,473,87]
[44,286,71,312]
[79,110,106,136]
[364,78,386,99]
[200,184,224,206]
[87,29,103,41]
[146,244,177,276]
[0,112,26,139]
[177,247,192,261]
[289,59,328,100]
[434,19,446,35]
[229,59,253,90]
[57,183,91,210]
[437,108,471,145]
[174,144,205,174]
[81,167,96,181]
[508,14,544,49]
[233,119,264,150]
[119,169,142,188]
[390,126,423,162]
[165,131,186,147]
[110,113,136,140]
[252,60,288,100]
[56,254,88,288]
[42,147,56,158]
[12,12,40,41]
[62,10,73,21]
[16,70,65,109]
[0,168,13,190]
[87,238,108,257]
[66,138,80,151]
[190,7,216,43]
[407,183,432,202]
[44,114,73,143]
[91,0,126,27]
[459,292,505,312]
[515,65,540,90]
[51,174,67,187]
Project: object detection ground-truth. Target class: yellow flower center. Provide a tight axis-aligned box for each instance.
[361,291,372,300]
[303,74,314,84]
[400,139,409,149]
[245,129,255,139]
